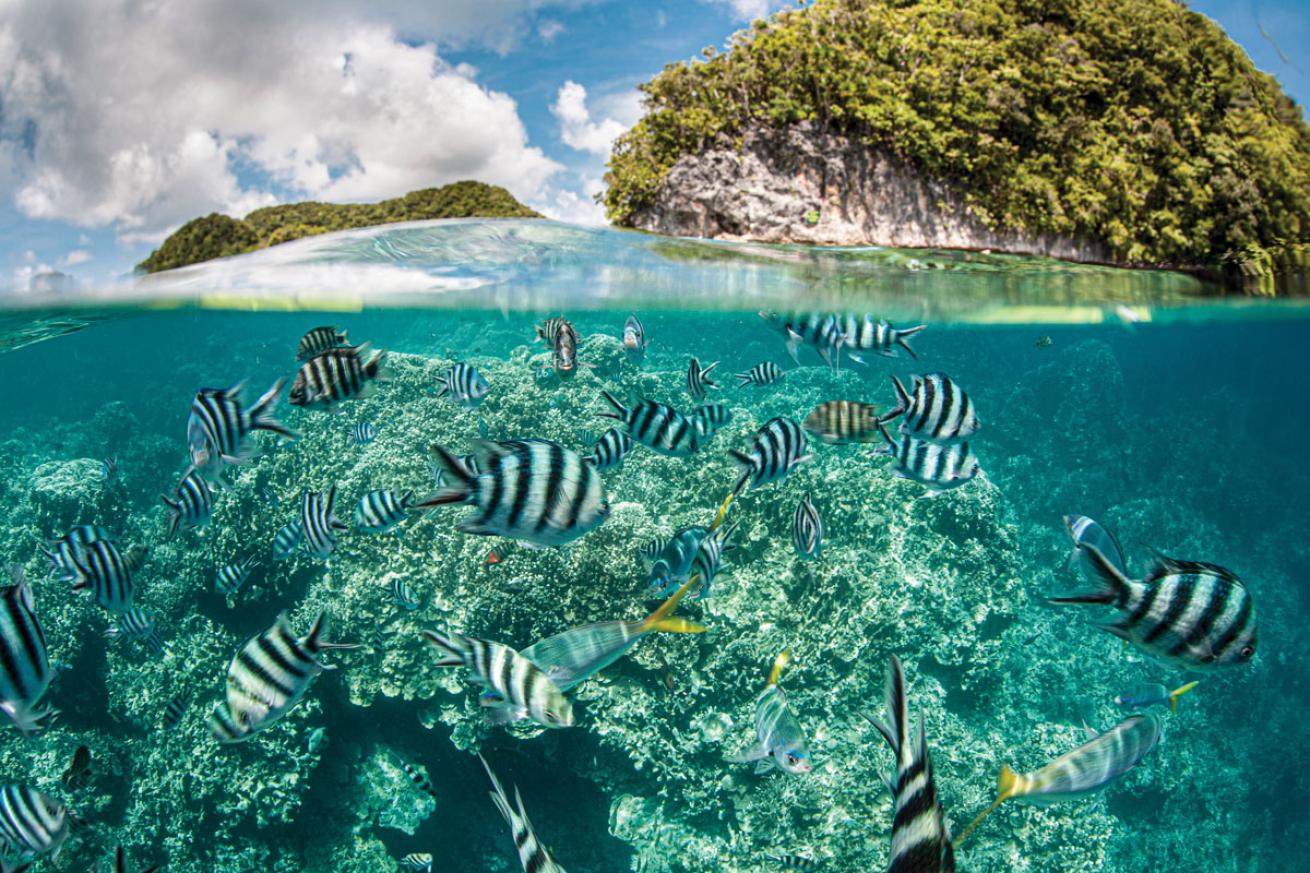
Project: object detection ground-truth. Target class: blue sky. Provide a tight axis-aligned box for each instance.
[0,0,1305,292]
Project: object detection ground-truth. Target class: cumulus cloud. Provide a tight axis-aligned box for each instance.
[537,19,566,42]
[61,249,93,267]
[550,81,635,157]
[0,1,570,242]
[707,0,785,21]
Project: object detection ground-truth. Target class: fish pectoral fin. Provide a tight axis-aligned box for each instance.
[1093,621,1133,642]
[482,704,527,725]
[753,758,776,775]
[726,745,769,764]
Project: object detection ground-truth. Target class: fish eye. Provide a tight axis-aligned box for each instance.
[1240,645,1254,659]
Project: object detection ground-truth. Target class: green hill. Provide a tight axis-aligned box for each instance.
[137,181,541,273]
[604,0,1310,277]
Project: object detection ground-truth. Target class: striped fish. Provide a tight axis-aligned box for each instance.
[431,452,482,488]
[301,487,348,558]
[436,363,491,409]
[41,525,110,580]
[61,746,91,790]
[109,608,166,656]
[599,391,702,457]
[162,690,190,730]
[480,755,568,873]
[881,373,979,442]
[161,470,213,538]
[1049,544,1258,672]
[644,527,707,596]
[690,403,732,439]
[105,845,163,873]
[836,315,926,362]
[792,493,822,560]
[686,356,721,400]
[957,714,1162,846]
[214,611,355,743]
[866,655,956,872]
[400,853,433,873]
[207,702,253,744]
[401,761,437,798]
[534,316,570,348]
[876,424,979,495]
[187,378,296,479]
[416,440,610,548]
[802,400,882,445]
[622,314,647,361]
[422,630,573,728]
[1064,515,1127,580]
[690,521,737,599]
[389,577,420,610]
[68,539,141,613]
[584,428,632,470]
[728,651,811,775]
[759,312,846,370]
[296,325,349,361]
[354,490,415,534]
[289,344,386,408]
[730,417,811,496]
[0,784,70,863]
[215,556,259,595]
[770,856,818,872]
[520,576,704,694]
[553,320,580,377]
[4,574,55,732]
[351,421,377,445]
[637,538,666,570]
[272,520,303,561]
[736,362,785,386]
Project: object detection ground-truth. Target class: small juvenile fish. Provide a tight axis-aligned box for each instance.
[584,428,633,470]
[401,761,437,799]
[728,651,812,775]
[731,417,810,496]
[61,745,91,790]
[187,378,296,480]
[689,403,732,439]
[354,489,415,534]
[423,630,573,728]
[1064,515,1128,580]
[400,853,434,873]
[876,423,979,496]
[109,607,166,656]
[599,391,703,457]
[791,493,822,560]
[480,755,568,873]
[272,520,304,561]
[99,456,118,481]
[686,356,721,401]
[436,363,491,409]
[0,784,71,861]
[351,421,377,445]
[622,314,647,361]
[161,469,213,539]
[370,630,387,654]
[389,577,420,610]
[1115,681,1199,713]
[296,325,349,361]
[215,556,259,595]
[880,373,980,442]
[736,362,784,386]
[68,539,142,613]
[162,690,191,730]
[770,855,818,872]
[290,344,386,408]
[301,486,348,557]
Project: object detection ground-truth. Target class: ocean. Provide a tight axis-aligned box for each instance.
[0,219,1305,872]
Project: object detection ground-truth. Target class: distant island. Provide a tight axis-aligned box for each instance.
[137,180,541,273]
[605,0,1310,280]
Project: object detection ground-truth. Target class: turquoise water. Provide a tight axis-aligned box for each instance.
[0,220,1306,872]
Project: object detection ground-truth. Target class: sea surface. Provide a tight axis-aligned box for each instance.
[0,219,1305,872]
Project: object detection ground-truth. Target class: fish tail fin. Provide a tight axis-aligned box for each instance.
[364,349,388,381]
[597,389,627,420]
[734,372,752,385]
[1169,681,1200,713]
[897,324,926,358]
[709,490,735,532]
[412,445,475,508]
[480,754,515,827]
[422,629,467,667]
[882,654,909,754]
[249,378,297,440]
[159,494,180,540]
[875,421,896,449]
[729,451,754,496]
[888,374,912,414]
[955,767,1016,847]
[1048,543,1133,607]
[767,649,791,687]
[304,610,358,653]
[641,574,707,634]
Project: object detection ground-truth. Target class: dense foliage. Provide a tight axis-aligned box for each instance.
[138,181,541,273]
[604,0,1310,270]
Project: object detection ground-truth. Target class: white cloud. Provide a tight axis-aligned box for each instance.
[550,81,633,157]
[707,0,785,21]
[0,2,570,243]
[537,19,565,42]
[61,249,93,266]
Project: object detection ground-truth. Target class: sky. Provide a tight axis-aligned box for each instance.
[0,0,1305,292]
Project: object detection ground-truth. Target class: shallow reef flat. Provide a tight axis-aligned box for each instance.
[0,311,1305,872]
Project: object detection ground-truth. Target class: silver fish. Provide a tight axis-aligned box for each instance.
[728,651,812,775]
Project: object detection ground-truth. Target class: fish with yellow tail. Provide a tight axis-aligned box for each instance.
[520,575,705,693]
[865,655,956,873]
[728,651,812,775]
[1115,680,1198,713]
[955,713,1163,845]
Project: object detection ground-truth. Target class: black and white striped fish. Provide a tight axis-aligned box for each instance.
[866,655,956,873]
[401,761,437,798]
[553,320,580,377]
[598,391,702,457]
[289,344,386,408]
[769,855,818,872]
[802,400,882,445]
[690,403,732,438]
[417,440,610,548]
[272,520,303,561]
[162,690,190,730]
[730,417,811,496]
[876,424,979,495]
[534,316,571,348]
[296,325,349,361]
[301,486,348,558]
[881,373,979,442]
[690,521,737,599]
[214,611,355,743]
[0,567,53,735]
[430,452,482,488]
[480,755,568,873]
[584,428,633,470]
[161,470,213,539]
[643,527,705,596]
[354,490,415,534]
[68,539,141,613]
[792,493,822,560]
[622,314,646,361]
[215,556,259,595]
[423,630,573,728]
[686,356,721,400]
[207,701,253,744]
[400,852,433,872]
[187,378,296,479]
[351,421,377,445]
[1050,545,1258,672]
[107,608,166,656]
[736,362,785,386]
[436,363,491,409]
[389,578,420,610]
[60,745,91,792]
[41,524,110,581]
[728,651,811,775]
[0,784,71,863]
[835,315,926,362]
[1064,515,1128,580]
[759,312,847,370]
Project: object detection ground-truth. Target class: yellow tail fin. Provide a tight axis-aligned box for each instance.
[640,574,703,633]
[648,617,706,634]
[710,491,735,532]
[768,650,791,687]
[955,765,1020,847]
[1168,681,1199,713]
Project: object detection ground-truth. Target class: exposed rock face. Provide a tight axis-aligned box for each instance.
[629,122,1117,264]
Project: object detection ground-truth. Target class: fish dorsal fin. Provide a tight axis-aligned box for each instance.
[474,439,513,466]
[1145,549,1243,585]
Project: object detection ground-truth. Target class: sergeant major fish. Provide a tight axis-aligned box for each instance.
[272,520,303,561]
[480,755,568,873]
[301,486,348,558]
[215,556,259,595]
[107,607,166,656]
[689,521,737,600]
[686,356,721,401]
[598,391,703,457]
[41,524,110,581]
[161,470,213,538]
[61,746,91,791]
[643,527,706,596]
[728,651,812,775]
[351,421,377,445]
[875,423,979,496]
[731,417,811,496]
[0,566,51,734]
[296,325,349,361]
[736,361,784,386]
[0,784,71,864]
[105,844,163,873]
[187,379,296,481]
[400,760,437,799]
[401,852,434,872]
[834,314,926,362]
[792,493,822,560]
[622,314,647,362]
[436,363,491,409]
[354,490,416,534]
[422,630,573,728]
[388,577,421,610]
[759,312,846,370]
[584,428,633,470]
[68,539,142,613]
[290,344,386,408]
[802,400,882,445]
[880,373,979,442]
[689,403,732,440]
[162,690,191,730]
